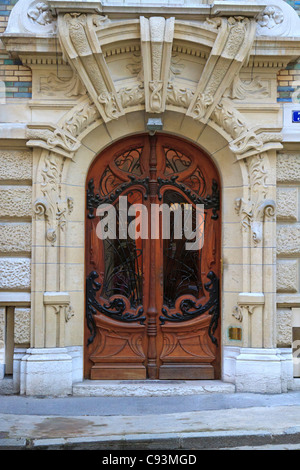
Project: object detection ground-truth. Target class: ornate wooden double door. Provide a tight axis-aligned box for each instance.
[85,134,221,380]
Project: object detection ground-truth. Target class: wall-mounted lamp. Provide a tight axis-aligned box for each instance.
[146,118,163,135]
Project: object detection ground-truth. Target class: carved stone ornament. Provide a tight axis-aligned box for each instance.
[235,154,275,245]
[5,0,57,35]
[51,304,74,322]
[256,0,300,37]
[166,82,194,109]
[117,83,145,109]
[232,305,243,322]
[34,153,74,245]
[187,16,257,123]
[27,1,55,27]
[40,71,86,98]
[140,16,175,114]
[225,75,269,100]
[211,98,248,140]
[7,7,282,161]
[257,5,284,29]
[61,99,100,138]
[58,12,124,122]
[229,128,283,159]
[65,304,75,322]
[26,124,81,159]
[209,98,282,159]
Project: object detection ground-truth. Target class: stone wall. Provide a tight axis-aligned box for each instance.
[0,148,32,354]
[276,152,300,348]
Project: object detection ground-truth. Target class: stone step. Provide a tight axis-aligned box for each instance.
[72,379,236,397]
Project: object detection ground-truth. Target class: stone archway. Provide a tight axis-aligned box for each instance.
[24,103,280,394]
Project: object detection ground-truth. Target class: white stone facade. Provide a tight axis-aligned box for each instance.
[1,0,300,395]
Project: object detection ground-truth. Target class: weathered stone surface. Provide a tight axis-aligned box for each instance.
[277,153,300,183]
[0,258,31,290]
[276,309,292,347]
[276,260,298,293]
[0,187,32,218]
[0,150,32,181]
[0,223,32,253]
[277,224,300,256]
[14,308,30,345]
[276,188,298,221]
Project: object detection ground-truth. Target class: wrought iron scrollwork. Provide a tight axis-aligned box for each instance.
[164,147,192,175]
[87,176,149,219]
[157,176,220,220]
[160,271,220,346]
[86,270,146,345]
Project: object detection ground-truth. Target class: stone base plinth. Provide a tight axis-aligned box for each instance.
[20,348,73,396]
[223,346,294,394]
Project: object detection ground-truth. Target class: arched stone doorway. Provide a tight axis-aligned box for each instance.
[84,133,221,380]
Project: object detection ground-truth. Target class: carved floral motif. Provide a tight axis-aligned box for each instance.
[232,305,243,322]
[235,154,275,244]
[26,125,81,158]
[229,130,282,158]
[27,2,55,26]
[40,71,86,97]
[211,99,247,140]
[257,5,284,29]
[34,153,74,245]
[226,76,269,100]
[166,83,194,108]
[62,100,99,137]
[117,83,145,108]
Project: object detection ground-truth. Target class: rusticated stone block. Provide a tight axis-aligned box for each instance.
[276,187,298,221]
[0,150,32,181]
[276,260,298,292]
[0,258,31,290]
[277,153,300,183]
[277,224,300,256]
[0,187,32,218]
[14,308,30,345]
[0,223,32,253]
[276,309,292,347]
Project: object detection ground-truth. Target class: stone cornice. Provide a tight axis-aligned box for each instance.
[48,0,266,19]
[3,24,300,70]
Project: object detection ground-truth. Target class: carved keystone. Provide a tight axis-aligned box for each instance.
[140,16,175,114]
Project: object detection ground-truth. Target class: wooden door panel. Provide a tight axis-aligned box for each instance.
[89,317,147,380]
[159,318,218,380]
[85,133,221,380]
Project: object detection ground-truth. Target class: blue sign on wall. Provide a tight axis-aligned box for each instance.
[292,110,300,123]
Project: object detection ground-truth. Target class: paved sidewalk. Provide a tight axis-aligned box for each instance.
[0,390,300,449]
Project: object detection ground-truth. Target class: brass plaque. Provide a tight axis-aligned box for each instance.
[228,327,242,341]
